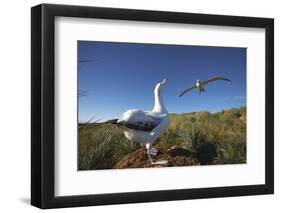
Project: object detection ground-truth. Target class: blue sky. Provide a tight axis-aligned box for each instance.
[78,41,246,122]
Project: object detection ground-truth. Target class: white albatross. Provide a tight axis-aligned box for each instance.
[179,76,231,97]
[113,79,170,164]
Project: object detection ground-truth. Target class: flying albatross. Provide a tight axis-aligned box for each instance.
[110,79,170,165]
[179,76,231,97]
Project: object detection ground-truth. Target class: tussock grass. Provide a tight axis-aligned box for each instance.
[79,124,139,170]
[159,107,246,165]
[79,107,246,170]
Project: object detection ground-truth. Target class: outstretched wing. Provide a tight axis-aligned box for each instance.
[118,110,162,132]
[202,76,231,85]
[179,84,197,97]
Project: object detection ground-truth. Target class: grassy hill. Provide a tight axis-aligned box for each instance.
[79,107,246,170]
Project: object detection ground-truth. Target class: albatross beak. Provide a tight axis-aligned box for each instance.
[161,78,167,85]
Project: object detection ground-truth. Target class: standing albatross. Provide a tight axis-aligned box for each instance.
[179,76,231,97]
[112,79,170,165]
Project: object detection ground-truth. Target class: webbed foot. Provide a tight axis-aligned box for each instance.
[149,147,158,156]
[151,160,168,165]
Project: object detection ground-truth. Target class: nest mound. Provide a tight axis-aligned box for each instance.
[114,144,199,169]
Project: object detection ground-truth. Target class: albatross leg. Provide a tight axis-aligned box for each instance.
[147,148,155,164]
[146,143,155,164]
[146,144,168,165]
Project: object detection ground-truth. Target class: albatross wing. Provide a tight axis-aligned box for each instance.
[179,85,197,97]
[118,109,162,132]
[202,76,231,85]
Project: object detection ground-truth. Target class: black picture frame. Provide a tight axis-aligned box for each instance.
[31,3,274,209]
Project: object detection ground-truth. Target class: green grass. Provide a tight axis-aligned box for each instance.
[79,123,140,170]
[79,107,246,170]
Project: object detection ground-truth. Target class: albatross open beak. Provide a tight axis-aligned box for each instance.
[161,78,167,85]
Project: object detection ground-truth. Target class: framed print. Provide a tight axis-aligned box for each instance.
[31,4,274,209]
